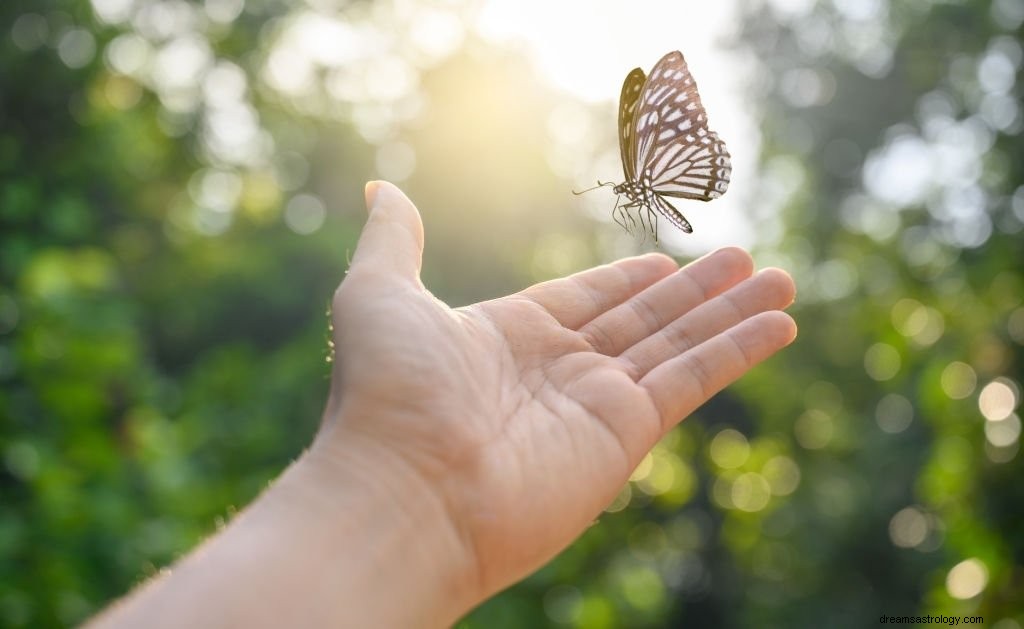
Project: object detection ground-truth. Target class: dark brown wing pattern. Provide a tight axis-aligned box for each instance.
[617,67,646,183]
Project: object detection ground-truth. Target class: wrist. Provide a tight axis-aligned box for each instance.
[90,431,482,629]
[279,434,481,627]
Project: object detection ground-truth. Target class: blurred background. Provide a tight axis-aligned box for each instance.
[1,0,1022,626]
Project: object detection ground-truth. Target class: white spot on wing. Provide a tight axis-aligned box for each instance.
[647,85,671,104]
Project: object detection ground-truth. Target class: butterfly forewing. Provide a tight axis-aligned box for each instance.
[630,51,731,208]
[617,68,646,183]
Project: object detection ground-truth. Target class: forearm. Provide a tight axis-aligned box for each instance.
[88,445,478,629]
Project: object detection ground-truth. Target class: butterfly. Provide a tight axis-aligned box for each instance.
[576,51,731,240]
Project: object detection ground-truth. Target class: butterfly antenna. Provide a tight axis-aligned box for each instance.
[572,181,615,195]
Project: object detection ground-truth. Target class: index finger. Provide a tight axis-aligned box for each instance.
[519,253,679,330]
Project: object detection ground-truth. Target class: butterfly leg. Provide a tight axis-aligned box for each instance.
[612,198,626,234]
[637,204,652,245]
[647,207,659,244]
[620,201,641,238]
[611,195,629,233]
[616,199,639,237]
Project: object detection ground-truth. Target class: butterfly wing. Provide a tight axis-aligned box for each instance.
[618,68,646,183]
[632,51,731,203]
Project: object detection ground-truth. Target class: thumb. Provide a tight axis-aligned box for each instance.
[349,180,425,285]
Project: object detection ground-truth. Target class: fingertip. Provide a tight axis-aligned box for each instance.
[640,252,680,274]
[783,313,798,343]
[351,181,425,283]
[755,267,798,305]
[757,266,795,283]
[364,180,382,212]
[709,246,754,277]
[363,180,423,241]
[364,180,407,212]
[763,310,798,345]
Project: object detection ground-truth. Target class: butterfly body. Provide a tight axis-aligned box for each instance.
[601,51,732,239]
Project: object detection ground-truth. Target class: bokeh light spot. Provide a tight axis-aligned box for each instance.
[709,428,750,469]
[103,75,143,110]
[636,451,692,500]
[616,564,665,612]
[864,343,900,381]
[891,298,945,346]
[795,409,833,449]
[803,380,843,414]
[58,29,97,69]
[375,141,417,183]
[888,506,929,548]
[604,483,631,513]
[940,361,977,399]
[712,475,735,510]
[105,33,151,76]
[876,393,914,434]
[284,194,326,235]
[992,0,1024,29]
[190,169,243,212]
[11,14,49,51]
[205,0,245,24]
[91,0,134,24]
[946,558,988,599]
[984,413,1021,448]
[978,379,1018,420]
[762,456,800,496]
[863,135,932,207]
[731,472,772,512]
[542,585,582,624]
[1010,307,1024,344]
[629,453,653,482]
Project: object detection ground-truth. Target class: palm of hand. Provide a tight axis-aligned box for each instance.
[320,183,796,600]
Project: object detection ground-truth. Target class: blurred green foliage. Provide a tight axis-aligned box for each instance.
[1,0,1022,627]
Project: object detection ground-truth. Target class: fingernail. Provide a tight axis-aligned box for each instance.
[364,181,382,212]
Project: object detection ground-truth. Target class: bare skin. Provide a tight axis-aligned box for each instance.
[90,181,797,628]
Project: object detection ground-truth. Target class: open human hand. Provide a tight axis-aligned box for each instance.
[312,181,797,611]
[89,180,797,629]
